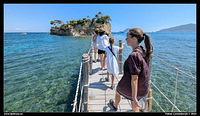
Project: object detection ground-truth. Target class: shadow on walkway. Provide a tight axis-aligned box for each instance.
[89,78,110,91]
[91,67,101,75]
[99,72,107,75]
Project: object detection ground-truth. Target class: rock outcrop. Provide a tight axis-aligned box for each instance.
[50,12,112,37]
[50,22,111,37]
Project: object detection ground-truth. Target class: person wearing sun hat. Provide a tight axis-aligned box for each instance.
[96,27,110,70]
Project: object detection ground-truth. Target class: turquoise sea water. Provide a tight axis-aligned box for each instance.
[113,32,196,112]
[4,32,196,112]
[4,33,91,112]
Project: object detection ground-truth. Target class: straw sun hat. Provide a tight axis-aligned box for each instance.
[98,28,105,32]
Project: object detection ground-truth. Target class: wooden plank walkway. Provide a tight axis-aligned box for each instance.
[88,54,133,112]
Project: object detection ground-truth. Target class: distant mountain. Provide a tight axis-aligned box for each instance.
[156,23,196,33]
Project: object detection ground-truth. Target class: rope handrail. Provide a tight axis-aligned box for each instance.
[152,97,165,112]
[120,45,195,112]
[153,54,196,80]
[72,39,92,112]
[150,81,181,112]
[121,53,166,112]
[73,38,195,112]
[78,85,84,112]
[121,45,196,80]
[72,62,83,112]
[172,70,178,112]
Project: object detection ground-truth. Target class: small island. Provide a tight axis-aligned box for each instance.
[50,12,111,37]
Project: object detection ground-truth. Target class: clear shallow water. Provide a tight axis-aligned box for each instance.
[4,32,91,112]
[4,32,196,112]
[112,32,196,112]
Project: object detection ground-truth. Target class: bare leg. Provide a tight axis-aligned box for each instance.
[103,53,107,69]
[99,54,103,69]
[114,91,121,108]
[94,48,97,62]
[107,72,110,80]
[111,75,114,87]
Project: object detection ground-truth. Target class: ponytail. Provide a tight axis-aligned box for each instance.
[109,37,115,51]
[143,33,153,65]
[128,28,153,65]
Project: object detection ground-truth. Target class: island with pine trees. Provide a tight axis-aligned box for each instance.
[50,12,112,37]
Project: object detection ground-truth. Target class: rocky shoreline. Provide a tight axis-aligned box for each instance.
[50,22,111,37]
[50,12,112,37]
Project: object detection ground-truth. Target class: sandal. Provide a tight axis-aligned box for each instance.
[109,99,117,111]
[105,77,109,82]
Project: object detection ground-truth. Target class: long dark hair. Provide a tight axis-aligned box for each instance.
[128,28,153,65]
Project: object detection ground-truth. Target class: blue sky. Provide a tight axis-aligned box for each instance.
[4,4,196,32]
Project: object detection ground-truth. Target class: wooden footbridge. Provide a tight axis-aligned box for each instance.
[71,40,196,112]
[87,61,133,112]
[72,40,152,112]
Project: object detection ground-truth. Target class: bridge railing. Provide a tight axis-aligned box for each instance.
[72,41,93,112]
[72,39,196,112]
[120,42,196,112]
[150,54,196,112]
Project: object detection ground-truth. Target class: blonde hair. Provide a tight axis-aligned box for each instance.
[109,37,115,51]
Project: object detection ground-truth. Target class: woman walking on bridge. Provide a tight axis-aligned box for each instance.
[97,28,110,70]
[109,28,153,112]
